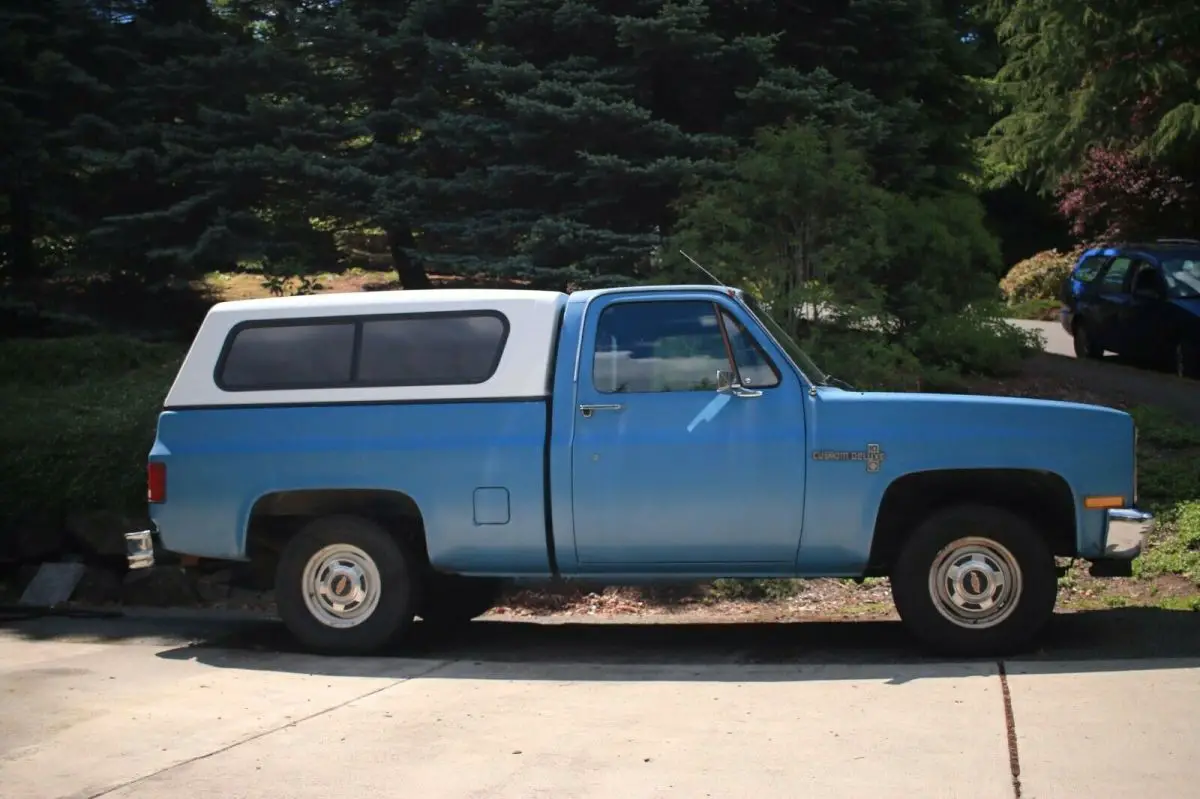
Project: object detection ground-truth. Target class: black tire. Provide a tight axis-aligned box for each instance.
[418,575,504,628]
[890,504,1057,657]
[1072,320,1103,359]
[1175,339,1200,379]
[275,515,421,655]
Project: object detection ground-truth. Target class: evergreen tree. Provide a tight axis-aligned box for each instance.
[0,1,112,282]
[74,0,342,283]
[736,0,993,191]
[287,0,492,289]
[987,0,1200,189]
[417,0,774,289]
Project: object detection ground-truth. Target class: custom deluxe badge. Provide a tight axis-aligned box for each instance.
[812,444,886,473]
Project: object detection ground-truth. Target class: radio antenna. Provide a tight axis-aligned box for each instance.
[678,249,726,287]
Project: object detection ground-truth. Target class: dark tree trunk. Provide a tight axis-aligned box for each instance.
[387,225,430,289]
[5,186,38,284]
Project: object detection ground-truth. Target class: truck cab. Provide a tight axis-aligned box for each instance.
[126,284,1152,657]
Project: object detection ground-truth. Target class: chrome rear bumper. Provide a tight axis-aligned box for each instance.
[126,530,156,570]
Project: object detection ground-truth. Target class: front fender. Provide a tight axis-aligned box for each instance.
[795,389,1136,573]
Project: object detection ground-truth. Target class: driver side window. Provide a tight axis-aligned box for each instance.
[593,300,733,393]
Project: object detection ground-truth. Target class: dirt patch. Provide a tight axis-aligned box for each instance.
[491,580,897,621]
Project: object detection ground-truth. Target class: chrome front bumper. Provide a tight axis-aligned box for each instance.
[126,530,156,570]
[1104,508,1154,560]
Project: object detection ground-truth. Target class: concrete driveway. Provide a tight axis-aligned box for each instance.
[2,609,1198,798]
[1007,318,1075,358]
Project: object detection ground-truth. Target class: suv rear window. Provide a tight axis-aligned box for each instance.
[217,311,509,391]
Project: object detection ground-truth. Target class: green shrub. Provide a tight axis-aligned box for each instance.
[907,304,1045,378]
[999,248,1080,303]
[804,326,926,391]
[1005,297,1062,321]
[1127,407,1200,584]
[707,578,808,602]
[0,336,183,531]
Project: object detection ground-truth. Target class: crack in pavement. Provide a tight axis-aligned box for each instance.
[997,661,1022,799]
[84,658,455,799]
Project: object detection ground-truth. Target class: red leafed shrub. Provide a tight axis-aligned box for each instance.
[1057,147,1198,241]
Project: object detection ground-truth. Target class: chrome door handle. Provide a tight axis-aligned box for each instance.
[579,403,623,418]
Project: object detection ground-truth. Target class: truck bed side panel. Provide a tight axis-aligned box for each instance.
[149,400,551,575]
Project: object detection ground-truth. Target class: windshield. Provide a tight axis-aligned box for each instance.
[739,292,829,384]
[1162,256,1200,299]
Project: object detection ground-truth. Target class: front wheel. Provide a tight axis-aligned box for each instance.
[890,505,1057,657]
[1175,339,1200,379]
[275,515,420,655]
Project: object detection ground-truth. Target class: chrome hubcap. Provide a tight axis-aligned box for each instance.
[302,544,381,628]
[928,537,1022,629]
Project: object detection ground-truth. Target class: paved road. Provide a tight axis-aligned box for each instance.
[1006,318,1074,357]
[2,609,1198,798]
[1002,317,1200,425]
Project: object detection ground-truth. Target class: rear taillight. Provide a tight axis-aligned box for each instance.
[148,462,167,503]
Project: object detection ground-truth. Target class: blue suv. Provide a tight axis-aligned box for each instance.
[1059,239,1200,378]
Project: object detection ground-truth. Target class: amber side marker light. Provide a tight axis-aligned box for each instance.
[1084,496,1124,509]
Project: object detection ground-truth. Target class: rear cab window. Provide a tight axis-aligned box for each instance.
[216,312,510,392]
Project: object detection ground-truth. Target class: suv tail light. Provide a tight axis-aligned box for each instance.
[148,462,167,503]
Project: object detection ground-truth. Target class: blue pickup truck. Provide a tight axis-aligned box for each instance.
[126,284,1152,656]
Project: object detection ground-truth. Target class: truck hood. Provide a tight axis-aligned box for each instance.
[808,388,1135,495]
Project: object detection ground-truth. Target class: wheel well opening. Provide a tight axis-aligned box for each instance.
[867,469,1076,576]
[246,489,427,567]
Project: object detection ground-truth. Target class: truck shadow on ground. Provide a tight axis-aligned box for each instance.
[135,606,1200,682]
[7,606,1200,681]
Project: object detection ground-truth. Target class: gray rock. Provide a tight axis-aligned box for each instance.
[19,562,86,606]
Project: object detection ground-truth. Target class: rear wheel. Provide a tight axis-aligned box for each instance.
[890,505,1057,657]
[1175,339,1200,379]
[275,515,420,655]
[1072,321,1103,359]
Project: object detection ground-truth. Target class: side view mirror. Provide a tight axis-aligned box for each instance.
[716,369,762,399]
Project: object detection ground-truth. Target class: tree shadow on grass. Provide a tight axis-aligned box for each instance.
[3,273,218,341]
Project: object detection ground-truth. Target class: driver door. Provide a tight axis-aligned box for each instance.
[569,293,808,568]
[1125,261,1170,359]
